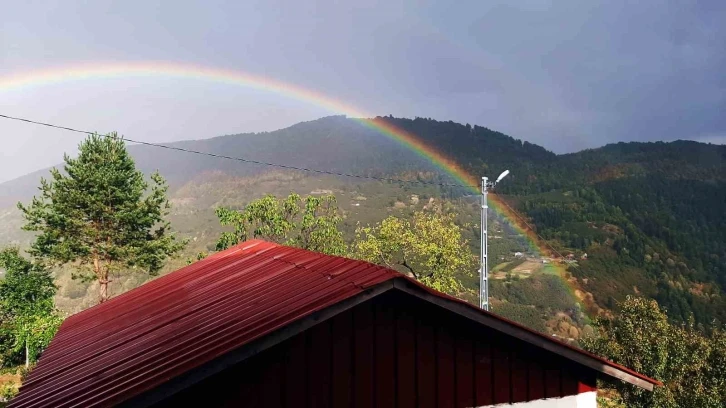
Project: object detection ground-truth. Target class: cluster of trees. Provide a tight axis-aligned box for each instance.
[0,249,60,369]
[213,193,475,296]
[583,296,726,407]
[351,207,474,294]
[215,193,346,256]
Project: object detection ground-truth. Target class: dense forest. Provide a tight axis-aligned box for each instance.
[380,117,726,325]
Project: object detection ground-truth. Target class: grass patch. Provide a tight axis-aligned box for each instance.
[501,258,526,272]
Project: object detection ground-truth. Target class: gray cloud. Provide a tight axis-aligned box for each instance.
[1,0,724,182]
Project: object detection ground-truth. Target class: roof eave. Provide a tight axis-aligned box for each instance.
[117,273,659,408]
[391,278,660,391]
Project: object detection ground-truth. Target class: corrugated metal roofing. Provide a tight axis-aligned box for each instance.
[10,239,659,407]
[10,240,395,408]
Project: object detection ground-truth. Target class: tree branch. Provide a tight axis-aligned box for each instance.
[399,259,419,279]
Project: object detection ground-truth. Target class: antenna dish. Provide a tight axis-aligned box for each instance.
[496,170,510,183]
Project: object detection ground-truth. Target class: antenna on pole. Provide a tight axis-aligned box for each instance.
[480,177,489,311]
[480,170,509,312]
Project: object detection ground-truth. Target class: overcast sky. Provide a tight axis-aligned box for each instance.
[1,0,724,183]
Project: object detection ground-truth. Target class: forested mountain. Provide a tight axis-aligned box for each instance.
[380,118,726,324]
[1,115,724,324]
[500,142,726,324]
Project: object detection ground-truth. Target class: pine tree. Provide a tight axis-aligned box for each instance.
[18,133,185,303]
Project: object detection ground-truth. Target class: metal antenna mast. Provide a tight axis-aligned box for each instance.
[480,177,490,310]
[480,170,509,311]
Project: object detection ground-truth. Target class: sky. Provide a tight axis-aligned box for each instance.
[1,0,725,183]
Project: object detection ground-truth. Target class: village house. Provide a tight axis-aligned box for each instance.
[10,240,658,408]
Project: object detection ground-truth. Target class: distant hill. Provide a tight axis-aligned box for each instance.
[0,115,553,207]
[1,115,724,325]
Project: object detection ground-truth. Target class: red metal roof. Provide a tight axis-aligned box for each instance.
[10,240,659,407]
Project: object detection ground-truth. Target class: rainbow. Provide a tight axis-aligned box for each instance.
[0,61,587,313]
[1,62,479,189]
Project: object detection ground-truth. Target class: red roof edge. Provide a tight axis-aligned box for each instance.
[388,275,662,390]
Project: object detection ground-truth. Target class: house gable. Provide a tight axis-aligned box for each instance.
[150,291,598,408]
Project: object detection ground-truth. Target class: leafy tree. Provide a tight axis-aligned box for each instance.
[216,193,346,256]
[351,208,474,294]
[18,133,185,303]
[582,296,726,407]
[0,248,61,368]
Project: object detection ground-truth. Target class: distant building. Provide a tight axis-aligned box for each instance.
[11,240,659,408]
[309,189,333,195]
[514,252,524,258]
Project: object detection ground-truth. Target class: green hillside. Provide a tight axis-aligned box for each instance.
[1,115,724,328]
[346,118,725,324]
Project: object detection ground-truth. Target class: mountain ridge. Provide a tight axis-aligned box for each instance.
[0,115,549,205]
[5,115,722,205]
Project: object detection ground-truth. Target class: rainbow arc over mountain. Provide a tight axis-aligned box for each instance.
[0,61,584,313]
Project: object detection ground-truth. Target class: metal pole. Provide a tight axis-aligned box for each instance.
[480,177,489,311]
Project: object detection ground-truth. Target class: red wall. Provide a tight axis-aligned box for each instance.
[154,292,596,408]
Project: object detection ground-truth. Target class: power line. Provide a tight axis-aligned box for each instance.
[0,113,473,188]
